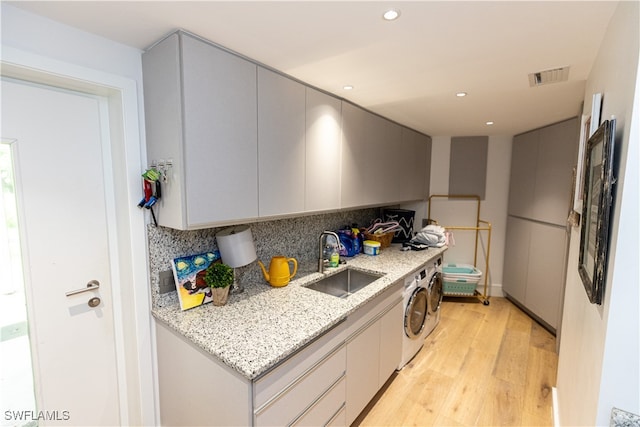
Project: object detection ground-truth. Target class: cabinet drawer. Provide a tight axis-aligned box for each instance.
[254,320,346,408]
[292,376,346,427]
[255,345,346,426]
[326,403,346,427]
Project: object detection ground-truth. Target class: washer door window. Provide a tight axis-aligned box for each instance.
[429,272,443,314]
[404,287,428,338]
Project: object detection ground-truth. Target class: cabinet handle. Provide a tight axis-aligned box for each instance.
[288,374,346,427]
[324,402,346,427]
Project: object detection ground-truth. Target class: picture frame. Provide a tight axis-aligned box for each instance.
[578,119,615,305]
[172,250,221,310]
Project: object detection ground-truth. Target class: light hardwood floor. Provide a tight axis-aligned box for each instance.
[353,297,558,426]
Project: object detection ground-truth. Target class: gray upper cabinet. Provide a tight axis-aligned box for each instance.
[341,103,427,209]
[144,30,432,229]
[143,32,258,229]
[508,129,538,219]
[534,118,580,225]
[397,127,431,202]
[305,87,342,212]
[508,117,579,225]
[341,102,373,208]
[257,67,306,217]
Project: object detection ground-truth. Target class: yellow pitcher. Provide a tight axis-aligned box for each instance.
[258,256,298,287]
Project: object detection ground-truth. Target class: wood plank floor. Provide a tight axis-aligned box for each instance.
[353,297,558,426]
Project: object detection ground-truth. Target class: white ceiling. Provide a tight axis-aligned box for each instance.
[7,1,619,136]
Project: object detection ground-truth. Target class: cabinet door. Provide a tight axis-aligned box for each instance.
[502,216,530,303]
[508,130,538,217]
[341,103,375,208]
[374,117,403,203]
[395,127,430,202]
[534,118,579,225]
[156,323,251,426]
[346,321,380,425]
[341,104,403,208]
[525,223,567,329]
[379,301,403,386]
[181,34,258,226]
[257,67,306,217]
[142,33,186,229]
[305,88,342,211]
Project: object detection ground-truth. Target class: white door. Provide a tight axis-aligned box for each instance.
[1,78,120,426]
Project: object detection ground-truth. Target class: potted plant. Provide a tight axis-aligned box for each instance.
[203,262,234,306]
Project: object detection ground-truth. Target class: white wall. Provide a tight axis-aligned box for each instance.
[1,5,154,425]
[556,1,640,425]
[402,134,511,297]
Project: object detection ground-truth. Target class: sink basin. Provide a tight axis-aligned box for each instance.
[304,268,383,298]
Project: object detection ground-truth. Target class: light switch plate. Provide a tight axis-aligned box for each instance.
[159,270,175,294]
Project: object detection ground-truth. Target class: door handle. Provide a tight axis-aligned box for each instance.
[66,280,100,297]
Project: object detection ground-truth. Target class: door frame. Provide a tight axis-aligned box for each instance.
[1,46,156,425]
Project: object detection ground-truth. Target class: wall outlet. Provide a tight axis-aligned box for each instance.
[159,270,175,294]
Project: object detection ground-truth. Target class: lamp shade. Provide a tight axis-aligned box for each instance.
[216,226,257,268]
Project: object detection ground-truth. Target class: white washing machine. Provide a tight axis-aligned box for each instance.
[398,256,443,369]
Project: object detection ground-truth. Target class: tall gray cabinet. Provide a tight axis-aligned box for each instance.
[502,117,579,332]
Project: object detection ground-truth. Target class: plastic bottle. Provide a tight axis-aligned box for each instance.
[330,247,339,267]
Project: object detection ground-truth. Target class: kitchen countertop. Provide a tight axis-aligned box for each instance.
[152,244,447,380]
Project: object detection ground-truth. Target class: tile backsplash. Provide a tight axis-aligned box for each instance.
[148,208,380,307]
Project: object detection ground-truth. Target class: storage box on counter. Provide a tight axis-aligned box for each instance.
[362,231,394,248]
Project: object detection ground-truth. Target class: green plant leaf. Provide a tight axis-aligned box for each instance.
[203,263,234,288]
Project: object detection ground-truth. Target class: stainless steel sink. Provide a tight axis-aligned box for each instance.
[304,268,383,298]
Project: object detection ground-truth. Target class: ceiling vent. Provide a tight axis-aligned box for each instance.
[528,66,570,87]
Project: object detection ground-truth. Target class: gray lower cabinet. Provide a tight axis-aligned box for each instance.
[156,323,252,426]
[503,216,568,330]
[345,298,403,425]
[155,281,403,426]
[143,31,259,229]
[254,327,347,427]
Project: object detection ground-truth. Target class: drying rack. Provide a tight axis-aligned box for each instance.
[428,194,492,305]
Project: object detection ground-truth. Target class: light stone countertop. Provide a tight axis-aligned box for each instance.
[152,244,448,380]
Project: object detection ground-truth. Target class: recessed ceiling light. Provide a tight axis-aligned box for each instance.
[383,9,400,21]
[486,121,494,126]
[343,85,354,90]
[456,92,467,97]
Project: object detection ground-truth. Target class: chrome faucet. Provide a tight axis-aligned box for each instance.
[318,231,340,273]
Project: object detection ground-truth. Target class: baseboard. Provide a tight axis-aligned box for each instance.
[552,387,560,427]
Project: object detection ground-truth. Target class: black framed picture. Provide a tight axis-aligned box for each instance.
[578,119,615,305]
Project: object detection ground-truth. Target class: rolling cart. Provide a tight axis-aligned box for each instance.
[427,194,492,305]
